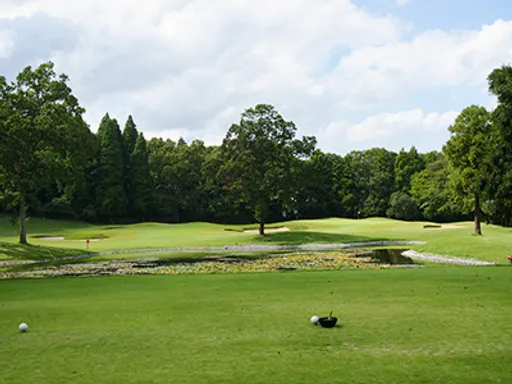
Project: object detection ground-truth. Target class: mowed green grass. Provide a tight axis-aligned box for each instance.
[1,216,512,263]
[1,267,511,384]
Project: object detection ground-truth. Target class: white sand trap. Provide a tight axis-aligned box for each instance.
[39,237,105,241]
[71,238,105,242]
[244,227,290,234]
[424,224,466,230]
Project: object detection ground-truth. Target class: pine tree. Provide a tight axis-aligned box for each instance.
[96,116,128,220]
[122,115,139,218]
[131,133,153,219]
[123,115,138,156]
[97,113,111,141]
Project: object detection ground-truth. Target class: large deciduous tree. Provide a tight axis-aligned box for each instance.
[410,152,459,222]
[219,104,316,235]
[394,146,424,193]
[366,148,397,217]
[487,66,512,227]
[0,62,91,244]
[443,105,494,235]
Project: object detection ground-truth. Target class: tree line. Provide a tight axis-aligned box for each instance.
[1,62,512,243]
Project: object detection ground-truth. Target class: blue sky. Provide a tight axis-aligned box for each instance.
[1,0,511,155]
[356,0,512,32]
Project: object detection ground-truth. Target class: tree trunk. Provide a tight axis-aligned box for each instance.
[19,195,28,244]
[259,219,265,236]
[257,200,267,236]
[474,194,482,236]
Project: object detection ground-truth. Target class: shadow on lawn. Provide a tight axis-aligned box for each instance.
[0,215,93,237]
[259,231,392,245]
[0,242,89,261]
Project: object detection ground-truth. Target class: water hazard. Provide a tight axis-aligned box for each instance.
[0,248,416,279]
[361,249,414,265]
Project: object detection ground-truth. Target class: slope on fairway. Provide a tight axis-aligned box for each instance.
[1,267,511,384]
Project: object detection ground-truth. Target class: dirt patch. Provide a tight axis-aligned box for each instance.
[243,227,290,234]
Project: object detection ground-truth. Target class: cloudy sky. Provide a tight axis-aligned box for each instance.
[1,0,511,155]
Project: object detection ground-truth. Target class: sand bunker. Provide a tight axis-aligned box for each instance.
[72,238,105,242]
[424,224,465,230]
[244,227,290,234]
[39,237,105,241]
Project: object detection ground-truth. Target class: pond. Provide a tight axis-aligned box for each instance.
[361,249,415,265]
[0,249,417,279]
[130,248,415,269]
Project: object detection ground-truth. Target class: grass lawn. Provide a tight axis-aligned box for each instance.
[1,267,511,383]
[1,216,512,263]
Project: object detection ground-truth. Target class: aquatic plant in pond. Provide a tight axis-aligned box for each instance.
[0,250,418,279]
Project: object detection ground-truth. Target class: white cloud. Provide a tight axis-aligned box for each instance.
[0,1,511,154]
[0,28,14,58]
[150,128,190,143]
[328,19,512,110]
[317,109,458,154]
[346,109,458,142]
[396,0,411,6]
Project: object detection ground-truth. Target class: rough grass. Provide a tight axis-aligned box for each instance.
[1,216,511,263]
[0,267,511,384]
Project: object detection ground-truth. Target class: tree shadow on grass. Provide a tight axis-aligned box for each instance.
[0,242,89,261]
[258,231,393,245]
[0,215,93,236]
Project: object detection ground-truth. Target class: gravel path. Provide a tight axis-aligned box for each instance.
[401,250,495,266]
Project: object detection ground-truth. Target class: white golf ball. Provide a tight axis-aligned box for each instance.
[310,315,319,325]
[19,323,28,332]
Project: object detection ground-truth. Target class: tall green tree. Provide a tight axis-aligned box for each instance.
[123,115,138,156]
[386,192,420,220]
[394,146,424,193]
[292,151,353,219]
[363,148,397,217]
[487,65,512,226]
[292,150,336,219]
[122,115,139,218]
[0,62,90,243]
[219,104,316,235]
[95,115,128,220]
[202,145,253,223]
[344,151,370,218]
[443,105,494,235]
[130,133,153,219]
[169,139,209,222]
[147,138,179,221]
[410,153,458,221]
